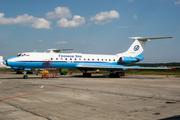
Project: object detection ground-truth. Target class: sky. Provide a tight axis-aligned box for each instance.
[0,0,180,63]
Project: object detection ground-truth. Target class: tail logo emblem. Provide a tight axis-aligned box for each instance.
[134,45,139,51]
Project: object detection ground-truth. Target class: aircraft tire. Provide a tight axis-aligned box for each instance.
[60,73,64,75]
[109,73,120,78]
[23,75,28,79]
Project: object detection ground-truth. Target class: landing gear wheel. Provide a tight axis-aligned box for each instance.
[109,73,120,78]
[23,75,28,79]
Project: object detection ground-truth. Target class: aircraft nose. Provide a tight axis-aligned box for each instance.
[2,60,8,65]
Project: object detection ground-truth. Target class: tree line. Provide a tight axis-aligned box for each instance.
[130,62,180,67]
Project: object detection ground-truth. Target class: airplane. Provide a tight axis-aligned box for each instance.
[0,56,10,68]
[3,36,173,79]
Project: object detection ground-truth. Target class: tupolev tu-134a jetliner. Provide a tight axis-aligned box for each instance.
[3,36,173,78]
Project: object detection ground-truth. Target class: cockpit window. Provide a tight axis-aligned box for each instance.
[15,53,26,57]
[16,53,22,57]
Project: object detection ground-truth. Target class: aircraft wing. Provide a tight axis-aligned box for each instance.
[47,49,74,53]
[77,65,174,70]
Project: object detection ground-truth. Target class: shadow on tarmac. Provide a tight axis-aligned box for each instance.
[159,115,180,120]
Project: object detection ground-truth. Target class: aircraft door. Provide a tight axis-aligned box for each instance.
[49,53,55,68]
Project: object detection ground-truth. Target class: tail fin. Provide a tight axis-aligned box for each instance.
[117,37,172,57]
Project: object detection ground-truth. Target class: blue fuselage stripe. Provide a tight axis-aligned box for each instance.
[8,61,119,69]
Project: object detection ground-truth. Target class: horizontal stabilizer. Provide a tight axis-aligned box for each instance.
[129,36,173,41]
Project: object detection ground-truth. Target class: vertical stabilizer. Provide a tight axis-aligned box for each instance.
[117,37,172,57]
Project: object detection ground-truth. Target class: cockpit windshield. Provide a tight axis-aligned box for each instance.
[15,53,26,57]
[15,53,22,57]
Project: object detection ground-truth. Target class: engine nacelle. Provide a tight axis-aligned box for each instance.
[119,57,142,63]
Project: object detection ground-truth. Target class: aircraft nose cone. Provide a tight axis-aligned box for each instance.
[2,60,8,65]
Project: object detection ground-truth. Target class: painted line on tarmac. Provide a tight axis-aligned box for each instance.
[0,86,82,102]
[0,88,58,102]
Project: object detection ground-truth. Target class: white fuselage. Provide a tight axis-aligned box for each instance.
[6,52,124,69]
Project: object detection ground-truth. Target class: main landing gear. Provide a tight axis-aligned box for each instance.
[80,70,125,78]
[108,71,125,78]
[109,72,121,78]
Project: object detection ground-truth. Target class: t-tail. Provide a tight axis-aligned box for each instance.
[117,37,173,63]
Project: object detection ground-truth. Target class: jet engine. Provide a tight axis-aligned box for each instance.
[119,57,141,63]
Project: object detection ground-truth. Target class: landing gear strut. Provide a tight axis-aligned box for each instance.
[23,70,28,79]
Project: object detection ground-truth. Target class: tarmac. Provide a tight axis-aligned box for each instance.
[0,72,180,120]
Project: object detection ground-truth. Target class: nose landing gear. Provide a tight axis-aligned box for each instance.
[23,71,28,79]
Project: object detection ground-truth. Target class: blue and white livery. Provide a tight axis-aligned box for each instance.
[3,37,173,78]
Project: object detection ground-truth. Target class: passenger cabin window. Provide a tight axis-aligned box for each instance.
[88,58,90,61]
[92,59,94,61]
[51,58,53,60]
[113,59,115,61]
[109,59,111,61]
[56,58,58,60]
[97,59,99,61]
[61,58,63,60]
[65,58,67,60]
